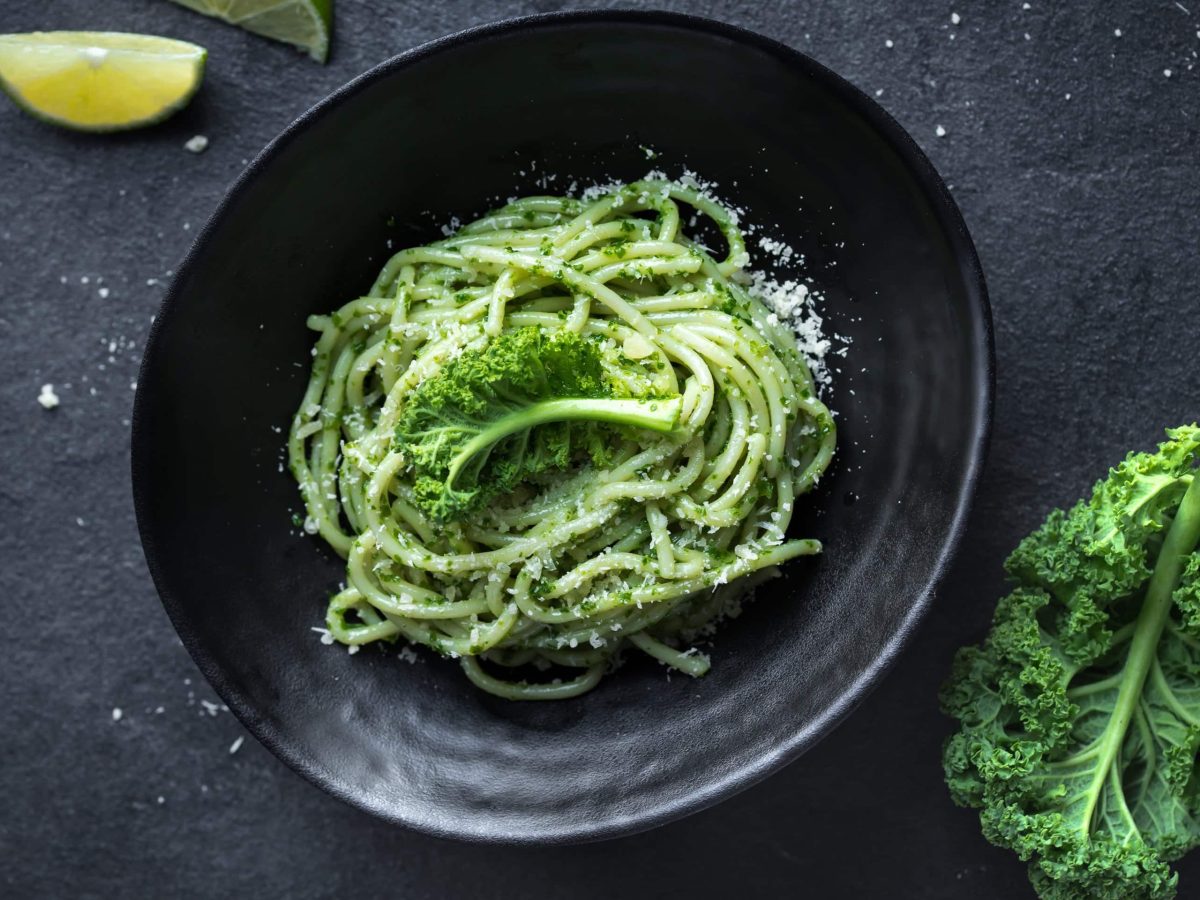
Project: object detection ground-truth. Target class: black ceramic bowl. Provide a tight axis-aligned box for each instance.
[132,10,991,843]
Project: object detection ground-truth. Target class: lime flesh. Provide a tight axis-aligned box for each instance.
[0,32,206,132]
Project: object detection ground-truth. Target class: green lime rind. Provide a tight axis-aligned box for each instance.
[166,0,332,63]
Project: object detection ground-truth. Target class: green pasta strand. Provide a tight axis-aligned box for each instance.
[288,180,836,700]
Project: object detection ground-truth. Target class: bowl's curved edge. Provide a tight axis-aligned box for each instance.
[131,8,995,845]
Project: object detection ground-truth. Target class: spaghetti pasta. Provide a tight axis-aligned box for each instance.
[289,179,835,699]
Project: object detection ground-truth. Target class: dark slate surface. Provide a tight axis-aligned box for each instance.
[1,1,1197,897]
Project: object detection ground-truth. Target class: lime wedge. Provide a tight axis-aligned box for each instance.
[0,32,206,132]
[167,0,332,63]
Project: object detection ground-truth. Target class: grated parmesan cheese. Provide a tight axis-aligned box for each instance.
[398,646,420,664]
[37,384,60,409]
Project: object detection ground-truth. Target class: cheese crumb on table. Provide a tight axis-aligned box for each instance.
[184,135,209,153]
[398,646,419,664]
[37,384,59,409]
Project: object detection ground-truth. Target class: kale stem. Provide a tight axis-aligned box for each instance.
[1067,672,1124,699]
[1151,656,1200,727]
[1078,474,1200,839]
[446,397,683,488]
[1133,702,1156,809]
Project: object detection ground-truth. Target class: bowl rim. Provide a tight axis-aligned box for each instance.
[132,7,994,845]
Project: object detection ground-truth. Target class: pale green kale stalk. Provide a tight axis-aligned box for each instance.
[942,425,1200,900]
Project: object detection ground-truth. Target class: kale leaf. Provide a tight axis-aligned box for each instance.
[942,426,1200,900]
[393,327,681,523]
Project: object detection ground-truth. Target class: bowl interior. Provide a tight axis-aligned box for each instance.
[133,12,990,842]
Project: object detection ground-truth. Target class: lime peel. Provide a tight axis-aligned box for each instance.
[166,0,332,63]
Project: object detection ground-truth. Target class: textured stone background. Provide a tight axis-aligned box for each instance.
[1,1,1198,897]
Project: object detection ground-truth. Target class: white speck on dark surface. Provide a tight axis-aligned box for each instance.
[37,384,59,409]
[229,737,245,755]
[184,135,209,153]
[397,645,420,664]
